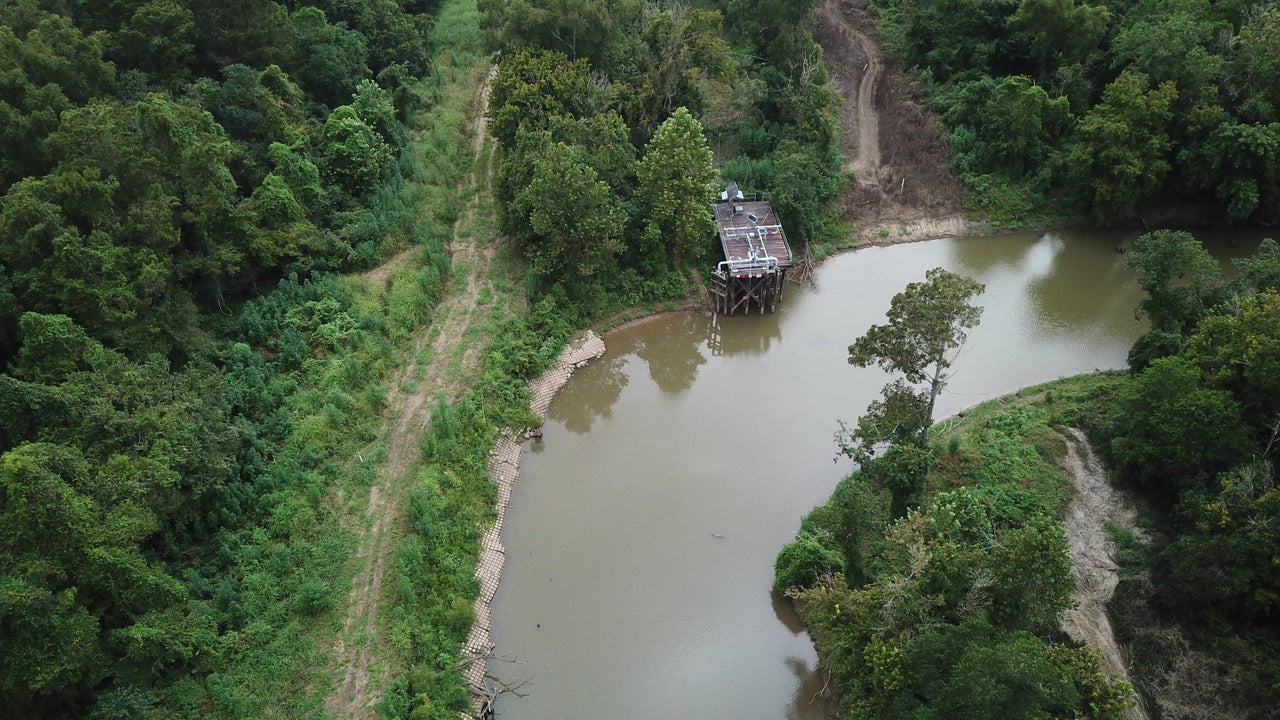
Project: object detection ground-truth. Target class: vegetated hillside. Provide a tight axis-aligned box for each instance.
[859,0,1280,227]
[1,1,472,717]
[476,0,848,313]
[782,374,1136,719]
[1100,231,1280,719]
[2,2,853,718]
[778,231,1280,719]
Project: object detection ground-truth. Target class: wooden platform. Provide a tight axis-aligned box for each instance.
[710,194,794,315]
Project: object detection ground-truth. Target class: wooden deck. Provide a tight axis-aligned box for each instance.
[710,193,794,315]
[713,200,793,273]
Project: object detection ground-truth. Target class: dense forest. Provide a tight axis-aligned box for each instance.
[778,232,1280,718]
[478,0,845,315]
[0,0,846,717]
[0,0,467,717]
[6,0,1279,718]
[863,0,1280,225]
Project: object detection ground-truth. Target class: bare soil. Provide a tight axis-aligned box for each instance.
[813,0,985,245]
[324,67,500,720]
[1058,428,1150,720]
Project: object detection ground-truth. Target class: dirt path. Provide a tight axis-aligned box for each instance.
[325,67,499,720]
[813,0,980,244]
[1058,428,1150,720]
[816,0,881,185]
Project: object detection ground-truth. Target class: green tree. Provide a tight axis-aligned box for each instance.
[320,104,395,196]
[774,531,844,592]
[1009,0,1111,80]
[1068,71,1178,223]
[187,0,292,75]
[0,440,186,712]
[1235,237,1280,293]
[518,142,625,281]
[893,621,1081,720]
[1156,462,1280,623]
[1186,289,1280,430]
[952,75,1071,184]
[1108,355,1252,497]
[1108,0,1226,108]
[636,107,717,264]
[546,112,637,194]
[986,512,1073,631]
[766,140,843,244]
[847,268,985,447]
[325,0,430,72]
[720,0,820,66]
[1127,229,1227,336]
[11,313,97,385]
[0,6,115,189]
[478,0,623,71]
[488,48,591,147]
[1228,7,1280,124]
[1,94,251,353]
[866,0,1020,83]
[1178,118,1280,221]
[837,380,932,464]
[111,0,196,87]
[290,6,372,108]
[627,3,733,134]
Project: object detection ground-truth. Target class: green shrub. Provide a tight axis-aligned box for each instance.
[294,579,334,617]
[774,532,844,593]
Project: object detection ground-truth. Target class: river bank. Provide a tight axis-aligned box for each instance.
[788,373,1143,718]
[477,231,1176,719]
[463,331,606,717]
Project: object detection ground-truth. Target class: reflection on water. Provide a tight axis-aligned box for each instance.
[635,314,709,394]
[493,230,1260,720]
[1027,230,1138,333]
[708,310,784,357]
[771,588,808,635]
[784,655,829,720]
[947,230,1040,274]
[548,354,629,434]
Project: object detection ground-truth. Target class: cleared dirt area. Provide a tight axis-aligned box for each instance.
[813,0,982,244]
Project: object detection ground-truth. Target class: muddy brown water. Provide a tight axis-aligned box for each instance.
[489,229,1270,719]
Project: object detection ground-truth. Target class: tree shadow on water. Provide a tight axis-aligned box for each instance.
[785,654,833,720]
[634,313,709,394]
[774,588,833,718]
[548,354,629,434]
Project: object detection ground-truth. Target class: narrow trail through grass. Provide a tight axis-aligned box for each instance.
[325,2,498,715]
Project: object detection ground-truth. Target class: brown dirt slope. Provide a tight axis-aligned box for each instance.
[1058,428,1150,720]
[814,0,983,244]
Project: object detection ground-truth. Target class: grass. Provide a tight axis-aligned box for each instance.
[933,371,1126,446]
[174,1,510,717]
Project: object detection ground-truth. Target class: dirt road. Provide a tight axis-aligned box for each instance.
[325,67,500,720]
[813,0,977,243]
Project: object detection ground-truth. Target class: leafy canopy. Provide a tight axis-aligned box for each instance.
[848,267,985,386]
[636,106,717,264]
[845,267,984,452]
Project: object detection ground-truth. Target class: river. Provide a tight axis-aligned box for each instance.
[488,228,1270,719]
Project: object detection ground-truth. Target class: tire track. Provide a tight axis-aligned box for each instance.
[325,67,498,720]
